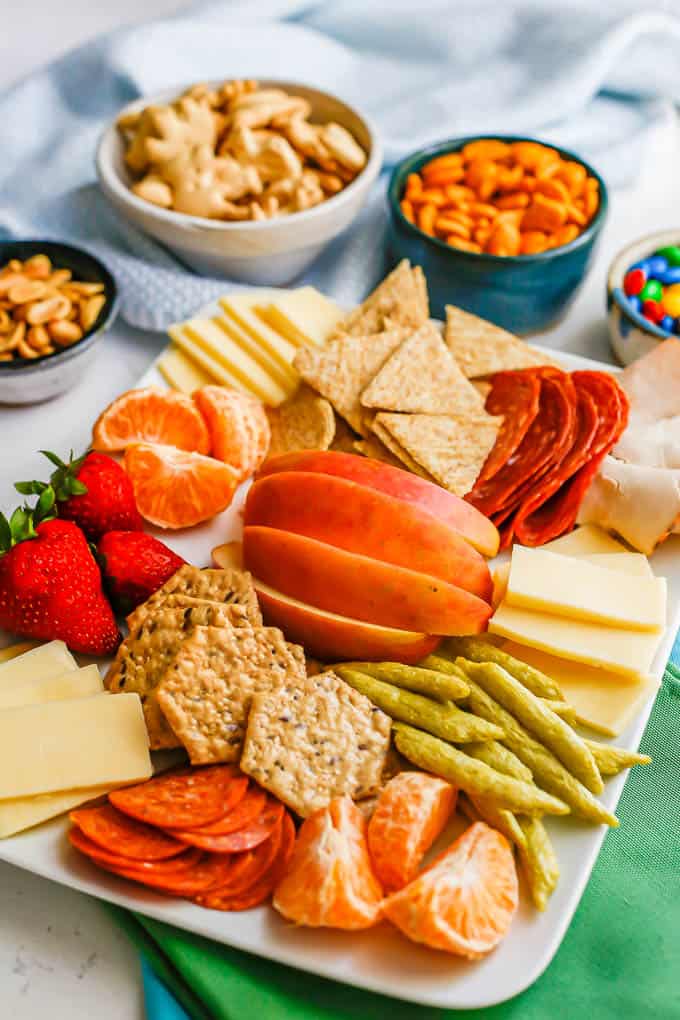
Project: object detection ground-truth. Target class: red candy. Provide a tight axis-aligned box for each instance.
[642,299,664,323]
[624,268,645,297]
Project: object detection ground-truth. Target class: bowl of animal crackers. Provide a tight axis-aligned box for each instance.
[97,79,382,284]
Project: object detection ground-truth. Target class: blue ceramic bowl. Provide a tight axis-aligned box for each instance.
[387,135,608,335]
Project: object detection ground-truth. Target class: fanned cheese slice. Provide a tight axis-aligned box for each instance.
[0,786,113,839]
[0,640,76,688]
[257,287,343,347]
[0,665,102,710]
[157,345,214,393]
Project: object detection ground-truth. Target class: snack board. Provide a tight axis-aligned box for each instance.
[0,338,674,1010]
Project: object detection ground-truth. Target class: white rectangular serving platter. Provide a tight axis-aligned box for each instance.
[0,344,677,1011]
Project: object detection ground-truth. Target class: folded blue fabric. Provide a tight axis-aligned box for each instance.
[1,1,680,332]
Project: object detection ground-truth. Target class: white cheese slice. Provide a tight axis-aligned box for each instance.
[157,344,214,393]
[506,546,666,632]
[502,641,660,737]
[585,552,653,577]
[0,641,38,664]
[0,665,103,710]
[219,294,300,371]
[0,640,76,689]
[180,319,289,406]
[256,287,343,347]
[542,525,627,556]
[0,693,152,800]
[168,326,258,399]
[0,785,114,839]
[212,315,298,390]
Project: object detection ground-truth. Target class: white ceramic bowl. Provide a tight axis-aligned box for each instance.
[96,81,382,284]
[607,229,680,365]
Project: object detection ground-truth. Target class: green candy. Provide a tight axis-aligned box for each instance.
[640,279,663,302]
[656,245,680,267]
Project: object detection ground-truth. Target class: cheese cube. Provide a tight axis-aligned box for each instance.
[0,665,103,710]
[157,344,215,393]
[0,785,114,839]
[542,525,627,556]
[506,547,666,632]
[0,693,152,800]
[256,287,343,347]
[0,640,76,688]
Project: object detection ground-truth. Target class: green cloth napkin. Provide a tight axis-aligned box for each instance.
[109,664,680,1019]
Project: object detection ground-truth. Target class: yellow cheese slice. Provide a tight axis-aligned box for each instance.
[168,326,258,399]
[542,525,627,556]
[502,641,660,737]
[489,603,662,677]
[0,693,152,800]
[0,641,38,664]
[0,665,103,710]
[157,344,214,393]
[180,319,289,406]
[256,287,343,347]
[506,547,666,632]
[0,784,114,839]
[219,293,299,365]
[0,640,76,689]
[212,314,298,391]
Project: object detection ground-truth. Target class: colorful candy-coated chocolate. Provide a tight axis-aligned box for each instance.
[647,255,668,276]
[642,299,664,323]
[656,245,680,267]
[662,283,680,318]
[630,259,650,275]
[660,315,674,333]
[623,268,646,296]
[654,267,680,286]
[640,279,663,303]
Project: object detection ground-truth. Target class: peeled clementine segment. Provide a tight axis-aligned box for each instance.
[194,386,270,482]
[92,387,211,454]
[124,443,239,529]
[273,796,383,930]
[382,822,518,959]
[367,772,456,892]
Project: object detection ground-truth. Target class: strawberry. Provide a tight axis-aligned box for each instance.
[97,531,186,614]
[16,450,143,542]
[0,507,120,656]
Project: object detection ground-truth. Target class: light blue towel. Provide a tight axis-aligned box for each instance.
[1,1,680,332]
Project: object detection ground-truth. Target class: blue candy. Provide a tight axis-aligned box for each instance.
[654,267,680,286]
[630,259,650,274]
[660,315,674,333]
[627,295,641,314]
[647,255,669,277]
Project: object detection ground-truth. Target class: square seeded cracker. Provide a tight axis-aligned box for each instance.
[156,625,306,765]
[240,670,391,818]
[127,565,260,629]
[106,602,246,750]
[127,593,261,633]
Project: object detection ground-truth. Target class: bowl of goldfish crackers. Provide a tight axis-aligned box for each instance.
[387,135,607,334]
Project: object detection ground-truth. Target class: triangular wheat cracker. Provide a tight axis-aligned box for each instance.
[333,260,429,337]
[353,436,404,469]
[294,329,407,434]
[445,305,559,378]
[370,418,438,482]
[375,411,502,496]
[361,321,485,415]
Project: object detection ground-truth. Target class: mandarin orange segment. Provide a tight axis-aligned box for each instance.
[383,821,518,959]
[367,772,455,892]
[193,386,270,482]
[92,387,211,454]
[273,796,383,930]
[123,442,238,529]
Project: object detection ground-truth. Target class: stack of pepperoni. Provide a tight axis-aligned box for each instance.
[68,765,295,912]
[466,367,629,549]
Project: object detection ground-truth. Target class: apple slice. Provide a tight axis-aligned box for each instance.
[244,527,492,635]
[253,580,439,663]
[245,472,492,601]
[257,451,499,557]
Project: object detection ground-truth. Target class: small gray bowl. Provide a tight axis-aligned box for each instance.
[0,240,119,405]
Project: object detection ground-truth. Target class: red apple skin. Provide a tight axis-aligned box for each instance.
[257,451,499,558]
[254,580,440,663]
[244,473,492,602]
[244,526,492,635]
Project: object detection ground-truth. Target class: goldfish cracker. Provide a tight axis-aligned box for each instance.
[584,179,599,219]
[474,225,493,247]
[487,222,521,257]
[418,203,437,236]
[424,165,465,186]
[496,165,524,192]
[520,231,549,255]
[521,194,568,233]
[421,153,464,177]
[405,173,423,200]
[417,189,448,207]
[448,237,482,253]
[534,178,570,203]
[445,185,476,203]
[496,192,530,210]
[435,216,470,239]
[462,139,511,161]
[400,198,415,224]
[567,205,587,227]
[556,160,587,197]
[549,224,580,248]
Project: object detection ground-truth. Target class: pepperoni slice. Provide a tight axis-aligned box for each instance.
[175,800,284,853]
[171,788,267,838]
[477,370,541,484]
[69,825,202,873]
[69,804,186,861]
[107,851,241,896]
[109,766,240,829]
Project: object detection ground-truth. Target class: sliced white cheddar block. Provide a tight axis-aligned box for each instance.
[502,641,660,737]
[0,640,76,689]
[586,552,653,577]
[256,287,343,347]
[489,603,662,677]
[182,319,288,406]
[0,641,38,664]
[0,784,114,839]
[0,693,152,800]
[212,315,298,390]
[506,547,666,632]
[0,664,103,710]
[542,525,627,556]
[157,344,214,393]
[168,326,257,398]
[219,293,299,366]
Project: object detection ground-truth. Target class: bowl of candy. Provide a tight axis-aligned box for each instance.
[607,230,680,365]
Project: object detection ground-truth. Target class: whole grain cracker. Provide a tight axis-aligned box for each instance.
[156,625,306,764]
[370,417,438,481]
[294,328,407,434]
[374,411,502,496]
[332,260,429,338]
[128,565,260,628]
[444,305,558,378]
[240,670,391,817]
[127,593,258,633]
[265,384,335,457]
[361,320,486,415]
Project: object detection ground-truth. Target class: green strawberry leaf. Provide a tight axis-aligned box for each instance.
[38,449,89,502]
[40,450,67,469]
[0,514,11,554]
[14,480,49,496]
[35,487,56,521]
[9,506,37,544]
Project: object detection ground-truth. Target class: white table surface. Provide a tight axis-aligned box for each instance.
[1,5,680,1018]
